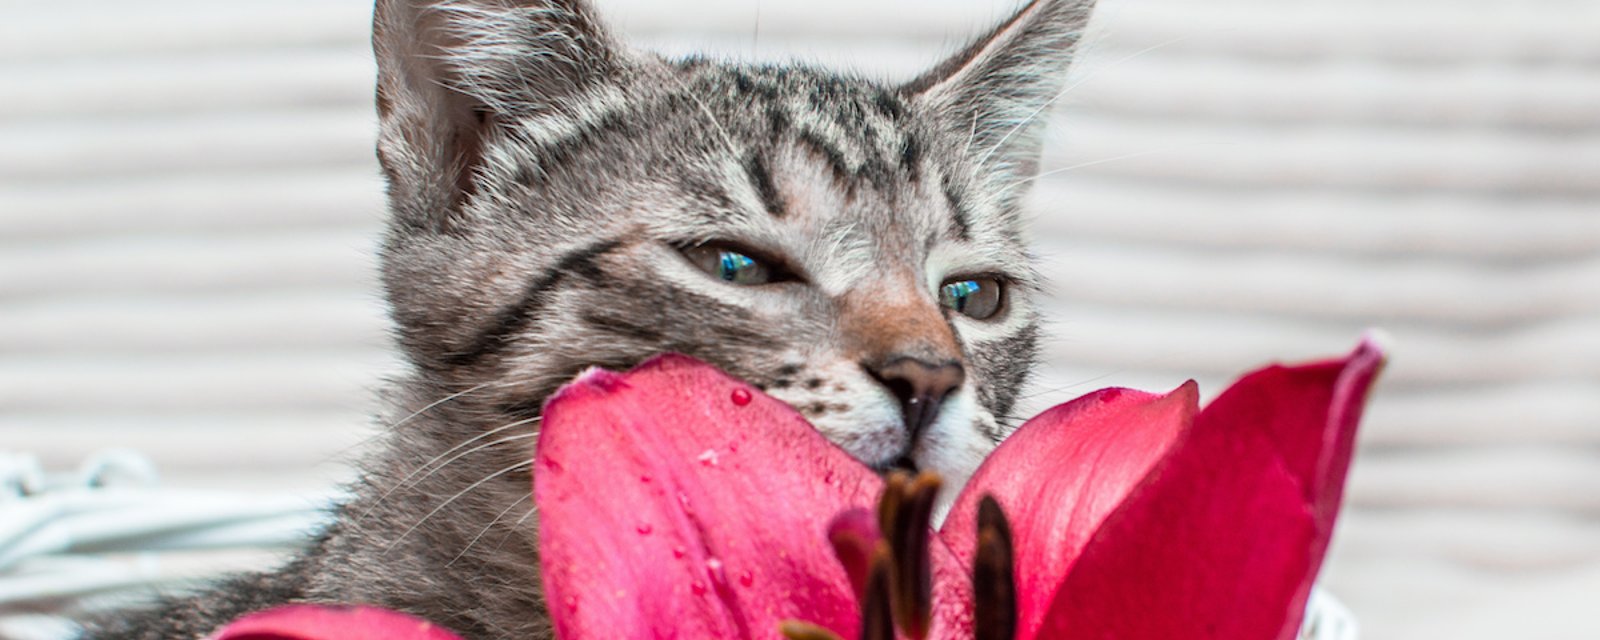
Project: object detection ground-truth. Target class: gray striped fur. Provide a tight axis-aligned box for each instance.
[78,1,1093,637]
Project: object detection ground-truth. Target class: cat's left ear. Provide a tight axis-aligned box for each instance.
[906,0,1095,205]
[373,0,633,231]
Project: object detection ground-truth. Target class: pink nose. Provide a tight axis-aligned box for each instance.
[864,357,965,441]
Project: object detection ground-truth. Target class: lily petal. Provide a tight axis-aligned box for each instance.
[208,605,462,640]
[1033,340,1384,640]
[827,508,880,604]
[536,355,880,639]
[941,384,1200,639]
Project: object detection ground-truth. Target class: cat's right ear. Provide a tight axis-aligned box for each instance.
[906,0,1095,211]
[373,0,629,231]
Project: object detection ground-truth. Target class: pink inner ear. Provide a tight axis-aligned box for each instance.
[535,355,884,640]
[940,383,1199,640]
[208,605,463,640]
[1032,341,1384,640]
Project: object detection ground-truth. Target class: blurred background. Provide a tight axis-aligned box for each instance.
[2,0,1597,638]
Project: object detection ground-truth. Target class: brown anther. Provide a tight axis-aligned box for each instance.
[973,495,1017,640]
[779,621,847,640]
[876,470,910,542]
[874,470,940,640]
[899,473,940,639]
[861,543,896,640]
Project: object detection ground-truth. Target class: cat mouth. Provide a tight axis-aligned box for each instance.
[874,455,919,477]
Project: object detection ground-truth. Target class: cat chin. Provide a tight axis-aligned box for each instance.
[912,390,997,526]
[761,365,997,524]
[777,382,996,528]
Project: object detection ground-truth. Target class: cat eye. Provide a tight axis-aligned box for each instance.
[939,277,1004,320]
[683,245,777,285]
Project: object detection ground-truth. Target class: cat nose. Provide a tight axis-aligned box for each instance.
[865,357,965,441]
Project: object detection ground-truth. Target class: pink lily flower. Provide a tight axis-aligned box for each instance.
[535,340,1383,640]
[208,604,464,640]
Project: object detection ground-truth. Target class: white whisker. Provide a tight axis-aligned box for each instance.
[358,417,541,521]
[1014,365,1134,401]
[487,503,543,556]
[448,490,534,567]
[321,382,496,465]
[389,382,495,431]
[1019,141,1230,187]
[386,458,535,553]
[365,430,537,517]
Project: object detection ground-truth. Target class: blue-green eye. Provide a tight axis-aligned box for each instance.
[939,277,1003,319]
[684,245,774,285]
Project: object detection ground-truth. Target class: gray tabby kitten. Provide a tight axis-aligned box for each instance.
[81,0,1092,637]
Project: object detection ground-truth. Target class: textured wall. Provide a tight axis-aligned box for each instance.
[3,0,1597,637]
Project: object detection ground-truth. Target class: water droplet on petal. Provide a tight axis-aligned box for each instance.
[637,522,653,535]
[697,449,719,467]
[542,457,562,472]
[705,558,727,586]
[672,546,686,559]
[728,441,739,453]
[731,388,752,406]
[564,595,578,612]
[690,582,708,596]
[738,570,754,587]
[639,474,651,483]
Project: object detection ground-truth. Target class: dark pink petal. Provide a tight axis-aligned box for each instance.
[827,508,880,604]
[536,355,881,639]
[941,384,1200,639]
[1033,340,1385,640]
[925,535,978,639]
[208,605,462,640]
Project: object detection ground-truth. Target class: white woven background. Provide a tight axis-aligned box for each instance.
[3,0,1598,638]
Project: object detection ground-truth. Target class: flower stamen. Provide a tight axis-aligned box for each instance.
[784,473,1019,640]
[778,621,845,640]
[877,471,940,639]
[973,495,1018,640]
[861,543,897,640]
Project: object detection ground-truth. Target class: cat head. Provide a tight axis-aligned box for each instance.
[372,0,1094,500]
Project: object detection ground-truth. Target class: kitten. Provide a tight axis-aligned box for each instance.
[79,0,1092,637]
